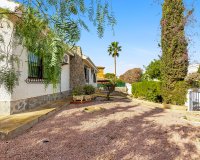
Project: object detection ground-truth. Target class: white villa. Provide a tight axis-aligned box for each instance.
[188,63,200,74]
[0,1,97,115]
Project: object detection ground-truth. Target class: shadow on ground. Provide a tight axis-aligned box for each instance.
[0,96,200,160]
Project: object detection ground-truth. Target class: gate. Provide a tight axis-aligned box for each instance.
[189,91,200,111]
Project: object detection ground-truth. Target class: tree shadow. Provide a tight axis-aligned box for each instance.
[1,101,200,160]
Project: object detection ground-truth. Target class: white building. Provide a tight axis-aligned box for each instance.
[188,63,200,74]
[82,55,98,87]
[0,1,97,115]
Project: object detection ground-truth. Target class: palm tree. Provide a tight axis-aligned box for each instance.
[108,41,122,81]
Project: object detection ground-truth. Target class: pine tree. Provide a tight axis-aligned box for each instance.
[161,0,188,103]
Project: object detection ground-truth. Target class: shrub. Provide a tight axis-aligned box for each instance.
[143,59,161,81]
[185,73,200,88]
[115,79,125,87]
[132,81,162,103]
[167,81,188,105]
[83,85,95,95]
[72,86,84,96]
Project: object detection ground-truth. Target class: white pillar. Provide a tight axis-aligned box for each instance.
[126,83,132,95]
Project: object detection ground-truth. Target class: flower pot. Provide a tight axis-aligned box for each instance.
[91,94,96,100]
[84,95,92,101]
[73,95,84,103]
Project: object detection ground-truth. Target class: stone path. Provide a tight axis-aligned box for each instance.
[0,95,200,160]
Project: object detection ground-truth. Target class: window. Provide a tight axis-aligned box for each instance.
[84,66,89,83]
[26,53,44,83]
[93,73,96,83]
[91,69,96,83]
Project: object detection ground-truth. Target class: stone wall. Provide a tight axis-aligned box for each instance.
[1,91,70,115]
[70,47,86,89]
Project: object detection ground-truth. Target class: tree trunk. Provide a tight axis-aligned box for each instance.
[106,84,116,101]
[114,56,116,81]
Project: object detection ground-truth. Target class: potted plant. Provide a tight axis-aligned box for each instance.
[83,85,95,101]
[72,86,84,103]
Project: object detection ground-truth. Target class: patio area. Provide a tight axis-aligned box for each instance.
[0,99,70,140]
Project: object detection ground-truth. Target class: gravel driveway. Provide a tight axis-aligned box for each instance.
[1,97,200,160]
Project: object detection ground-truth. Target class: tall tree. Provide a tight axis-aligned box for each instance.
[104,73,116,80]
[108,41,122,80]
[143,59,161,81]
[161,0,189,103]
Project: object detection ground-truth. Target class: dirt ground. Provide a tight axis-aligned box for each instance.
[0,96,200,160]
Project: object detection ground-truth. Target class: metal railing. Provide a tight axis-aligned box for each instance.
[189,91,200,111]
[26,53,44,83]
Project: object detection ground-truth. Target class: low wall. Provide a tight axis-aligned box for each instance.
[1,91,70,115]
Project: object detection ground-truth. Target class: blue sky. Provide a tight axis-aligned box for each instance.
[15,0,200,76]
[77,0,200,76]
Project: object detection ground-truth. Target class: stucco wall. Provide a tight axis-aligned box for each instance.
[0,18,14,102]
[97,67,105,79]
[0,17,70,114]
[11,44,70,101]
[0,17,70,101]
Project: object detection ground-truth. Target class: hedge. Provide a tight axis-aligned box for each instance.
[132,81,188,105]
[132,81,162,103]
[165,81,188,105]
[97,81,125,88]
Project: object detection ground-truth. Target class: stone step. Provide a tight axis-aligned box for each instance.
[0,99,70,140]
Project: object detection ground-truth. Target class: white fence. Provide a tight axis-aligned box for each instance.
[126,83,132,95]
[186,89,200,111]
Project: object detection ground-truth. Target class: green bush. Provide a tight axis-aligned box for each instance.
[83,85,95,95]
[132,81,162,103]
[132,81,188,105]
[72,86,84,96]
[115,79,125,87]
[168,81,188,105]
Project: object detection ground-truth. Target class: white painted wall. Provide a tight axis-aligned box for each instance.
[11,45,70,101]
[0,17,70,102]
[185,89,191,110]
[0,18,14,102]
[0,86,11,101]
[126,83,132,95]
